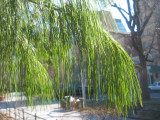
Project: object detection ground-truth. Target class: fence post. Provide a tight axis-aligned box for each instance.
[9,104,10,115]
[23,109,24,120]
[5,103,7,113]
[14,107,16,120]
[35,113,36,120]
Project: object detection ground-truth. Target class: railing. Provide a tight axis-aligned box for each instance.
[0,102,46,120]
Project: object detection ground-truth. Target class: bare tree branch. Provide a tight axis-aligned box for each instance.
[140,0,159,36]
[139,11,154,36]
[145,31,156,60]
[127,0,132,20]
[112,4,130,28]
[112,4,129,15]
[132,1,136,31]
[131,32,145,59]
[135,0,141,35]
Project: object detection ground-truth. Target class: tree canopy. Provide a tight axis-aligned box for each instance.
[0,0,142,117]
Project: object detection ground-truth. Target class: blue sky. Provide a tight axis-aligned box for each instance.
[110,0,130,32]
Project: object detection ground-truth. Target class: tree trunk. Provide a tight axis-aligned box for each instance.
[139,57,150,100]
[132,34,150,100]
[81,69,86,108]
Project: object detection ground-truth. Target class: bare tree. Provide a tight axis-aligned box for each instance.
[155,8,160,59]
[111,0,160,100]
[143,1,160,63]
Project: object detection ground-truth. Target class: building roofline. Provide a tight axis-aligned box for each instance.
[109,30,130,35]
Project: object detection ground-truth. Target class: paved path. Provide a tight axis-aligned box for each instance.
[1,101,134,120]
[1,102,82,120]
[20,103,81,120]
[150,90,160,98]
[1,93,81,120]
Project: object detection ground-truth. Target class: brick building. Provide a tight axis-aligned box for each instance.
[100,6,160,83]
[139,0,160,83]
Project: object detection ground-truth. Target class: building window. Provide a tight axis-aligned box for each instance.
[156,73,158,78]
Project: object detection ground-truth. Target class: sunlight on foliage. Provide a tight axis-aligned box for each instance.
[0,0,142,117]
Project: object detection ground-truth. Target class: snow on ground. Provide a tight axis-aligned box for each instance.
[0,92,82,120]
[0,92,135,120]
[1,102,82,120]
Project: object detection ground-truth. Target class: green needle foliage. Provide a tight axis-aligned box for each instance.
[0,0,142,117]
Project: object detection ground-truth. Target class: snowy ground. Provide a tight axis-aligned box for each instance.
[0,103,134,120]
[1,102,82,120]
[0,92,136,120]
[0,92,82,120]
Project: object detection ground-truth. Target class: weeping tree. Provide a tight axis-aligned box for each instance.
[0,0,142,117]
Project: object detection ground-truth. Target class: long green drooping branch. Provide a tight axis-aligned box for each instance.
[0,0,142,117]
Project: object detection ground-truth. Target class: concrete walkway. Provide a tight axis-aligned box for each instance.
[1,102,82,120]
[1,93,82,120]
[17,103,81,120]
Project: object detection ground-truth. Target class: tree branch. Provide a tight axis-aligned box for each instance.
[112,4,130,28]
[139,11,153,36]
[111,4,129,15]
[135,0,141,35]
[131,1,137,31]
[131,32,145,59]
[127,0,131,20]
[145,31,156,60]
[140,0,159,36]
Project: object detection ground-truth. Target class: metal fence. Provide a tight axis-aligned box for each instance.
[0,102,46,120]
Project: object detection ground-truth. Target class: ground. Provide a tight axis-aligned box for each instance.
[0,113,14,120]
[0,91,160,120]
